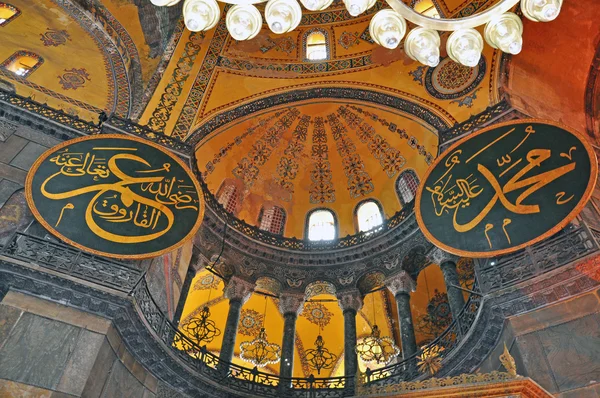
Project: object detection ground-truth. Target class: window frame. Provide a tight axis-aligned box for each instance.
[258,205,287,235]
[395,169,420,207]
[216,180,241,215]
[0,50,44,78]
[302,28,330,62]
[354,198,385,233]
[305,208,338,241]
[0,3,21,27]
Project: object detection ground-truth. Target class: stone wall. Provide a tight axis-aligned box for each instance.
[0,291,160,397]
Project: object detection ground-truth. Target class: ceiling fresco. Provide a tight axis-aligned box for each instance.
[178,262,473,378]
[195,100,439,237]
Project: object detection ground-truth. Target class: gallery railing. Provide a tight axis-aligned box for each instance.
[196,173,416,252]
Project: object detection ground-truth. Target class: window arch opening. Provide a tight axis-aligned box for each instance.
[396,169,420,206]
[258,205,286,235]
[1,51,43,78]
[305,31,328,61]
[356,200,384,233]
[0,3,20,26]
[307,209,336,241]
[216,180,241,215]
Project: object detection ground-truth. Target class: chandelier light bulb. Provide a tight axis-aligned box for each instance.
[343,0,376,17]
[447,28,484,67]
[521,0,562,22]
[150,0,182,5]
[266,0,302,34]
[183,0,220,32]
[484,12,523,55]
[369,9,407,49]
[404,27,441,67]
[299,0,334,11]
[226,4,262,41]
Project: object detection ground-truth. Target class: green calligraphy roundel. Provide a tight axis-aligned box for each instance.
[26,135,204,259]
[416,120,598,258]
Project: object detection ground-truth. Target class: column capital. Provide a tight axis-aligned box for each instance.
[385,270,416,296]
[223,275,254,304]
[427,247,459,266]
[337,288,363,313]
[278,293,305,316]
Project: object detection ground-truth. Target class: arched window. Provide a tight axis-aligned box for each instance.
[305,30,328,61]
[0,3,20,26]
[258,205,286,235]
[1,51,43,78]
[216,181,240,214]
[412,0,440,18]
[396,169,420,206]
[356,200,384,233]
[306,209,336,241]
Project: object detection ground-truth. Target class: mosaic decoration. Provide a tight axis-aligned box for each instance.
[409,66,426,86]
[233,109,300,187]
[25,135,204,259]
[58,68,90,90]
[193,273,221,291]
[301,302,333,328]
[260,36,296,54]
[338,31,360,50]
[328,112,374,198]
[147,32,204,132]
[299,0,384,26]
[40,28,71,47]
[450,88,482,108]
[309,116,335,204]
[239,308,265,337]
[416,120,598,257]
[305,281,336,298]
[359,25,375,44]
[172,17,230,139]
[338,106,406,178]
[347,105,435,165]
[425,56,486,100]
[414,290,452,341]
[203,112,282,177]
[275,115,311,201]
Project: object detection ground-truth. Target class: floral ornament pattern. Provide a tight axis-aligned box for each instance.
[275,115,310,201]
[309,117,336,204]
[417,345,443,375]
[301,302,333,328]
[239,309,264,337]
[414,290,452,341]
[193,273,220,291]
[40,28,71,47]
[425,56,486,100]
[409,66,426,86]
[457,258,475,290]
[58,68,90,90]
[338,31,361,49]
[260,36,296,54]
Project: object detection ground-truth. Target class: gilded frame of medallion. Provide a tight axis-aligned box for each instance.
[415,118,599,258]
[25,134,205,260]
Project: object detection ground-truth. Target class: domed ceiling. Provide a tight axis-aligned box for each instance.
[195,100,439,237]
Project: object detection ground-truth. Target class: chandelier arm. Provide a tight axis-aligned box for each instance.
[383,0,521,31]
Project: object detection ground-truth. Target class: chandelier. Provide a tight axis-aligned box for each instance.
[303,332,338,375]
[355,324,400,365]
[149,0,562,67]
[181,306,222,344]
[240,327,282,367]
[239,296,281,368]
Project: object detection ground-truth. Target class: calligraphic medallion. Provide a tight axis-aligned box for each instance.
[25,135,204,259]
[416,120,598,257]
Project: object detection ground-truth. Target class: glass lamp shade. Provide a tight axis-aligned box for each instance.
[484,12,523,54]
[299,0,334,11]
[226,4,262,41]
[369,9,407,49]
[183,0,220,32]
[446,28,484,67]
[404,27,441,67]
[265,0,302,34]
[521,0,562,22]
[343,0,376,17]
[150,0,182,5]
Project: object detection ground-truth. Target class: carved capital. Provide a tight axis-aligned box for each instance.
[223,275,254,304]
[385,270,416,296]
[337,288,363,313]
[427,247,459,266]
[278,293,305,316]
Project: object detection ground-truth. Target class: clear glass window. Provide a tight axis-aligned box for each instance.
[356,201,383,233]
[0,3,20,26]
[1,51,43,78]
[306,32,328,61]
[307,210,336,241]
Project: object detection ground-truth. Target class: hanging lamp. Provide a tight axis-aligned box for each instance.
[240,296,282,367]
[355,292,400,365]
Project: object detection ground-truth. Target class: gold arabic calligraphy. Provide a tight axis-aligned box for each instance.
[425,125,577,249]
[41,148,199,244]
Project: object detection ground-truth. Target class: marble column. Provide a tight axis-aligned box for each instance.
[337,288,363,392]
[440,260,466,324]
[385,271,418,364]
[219,276,254,371]
[278,293,305,382]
